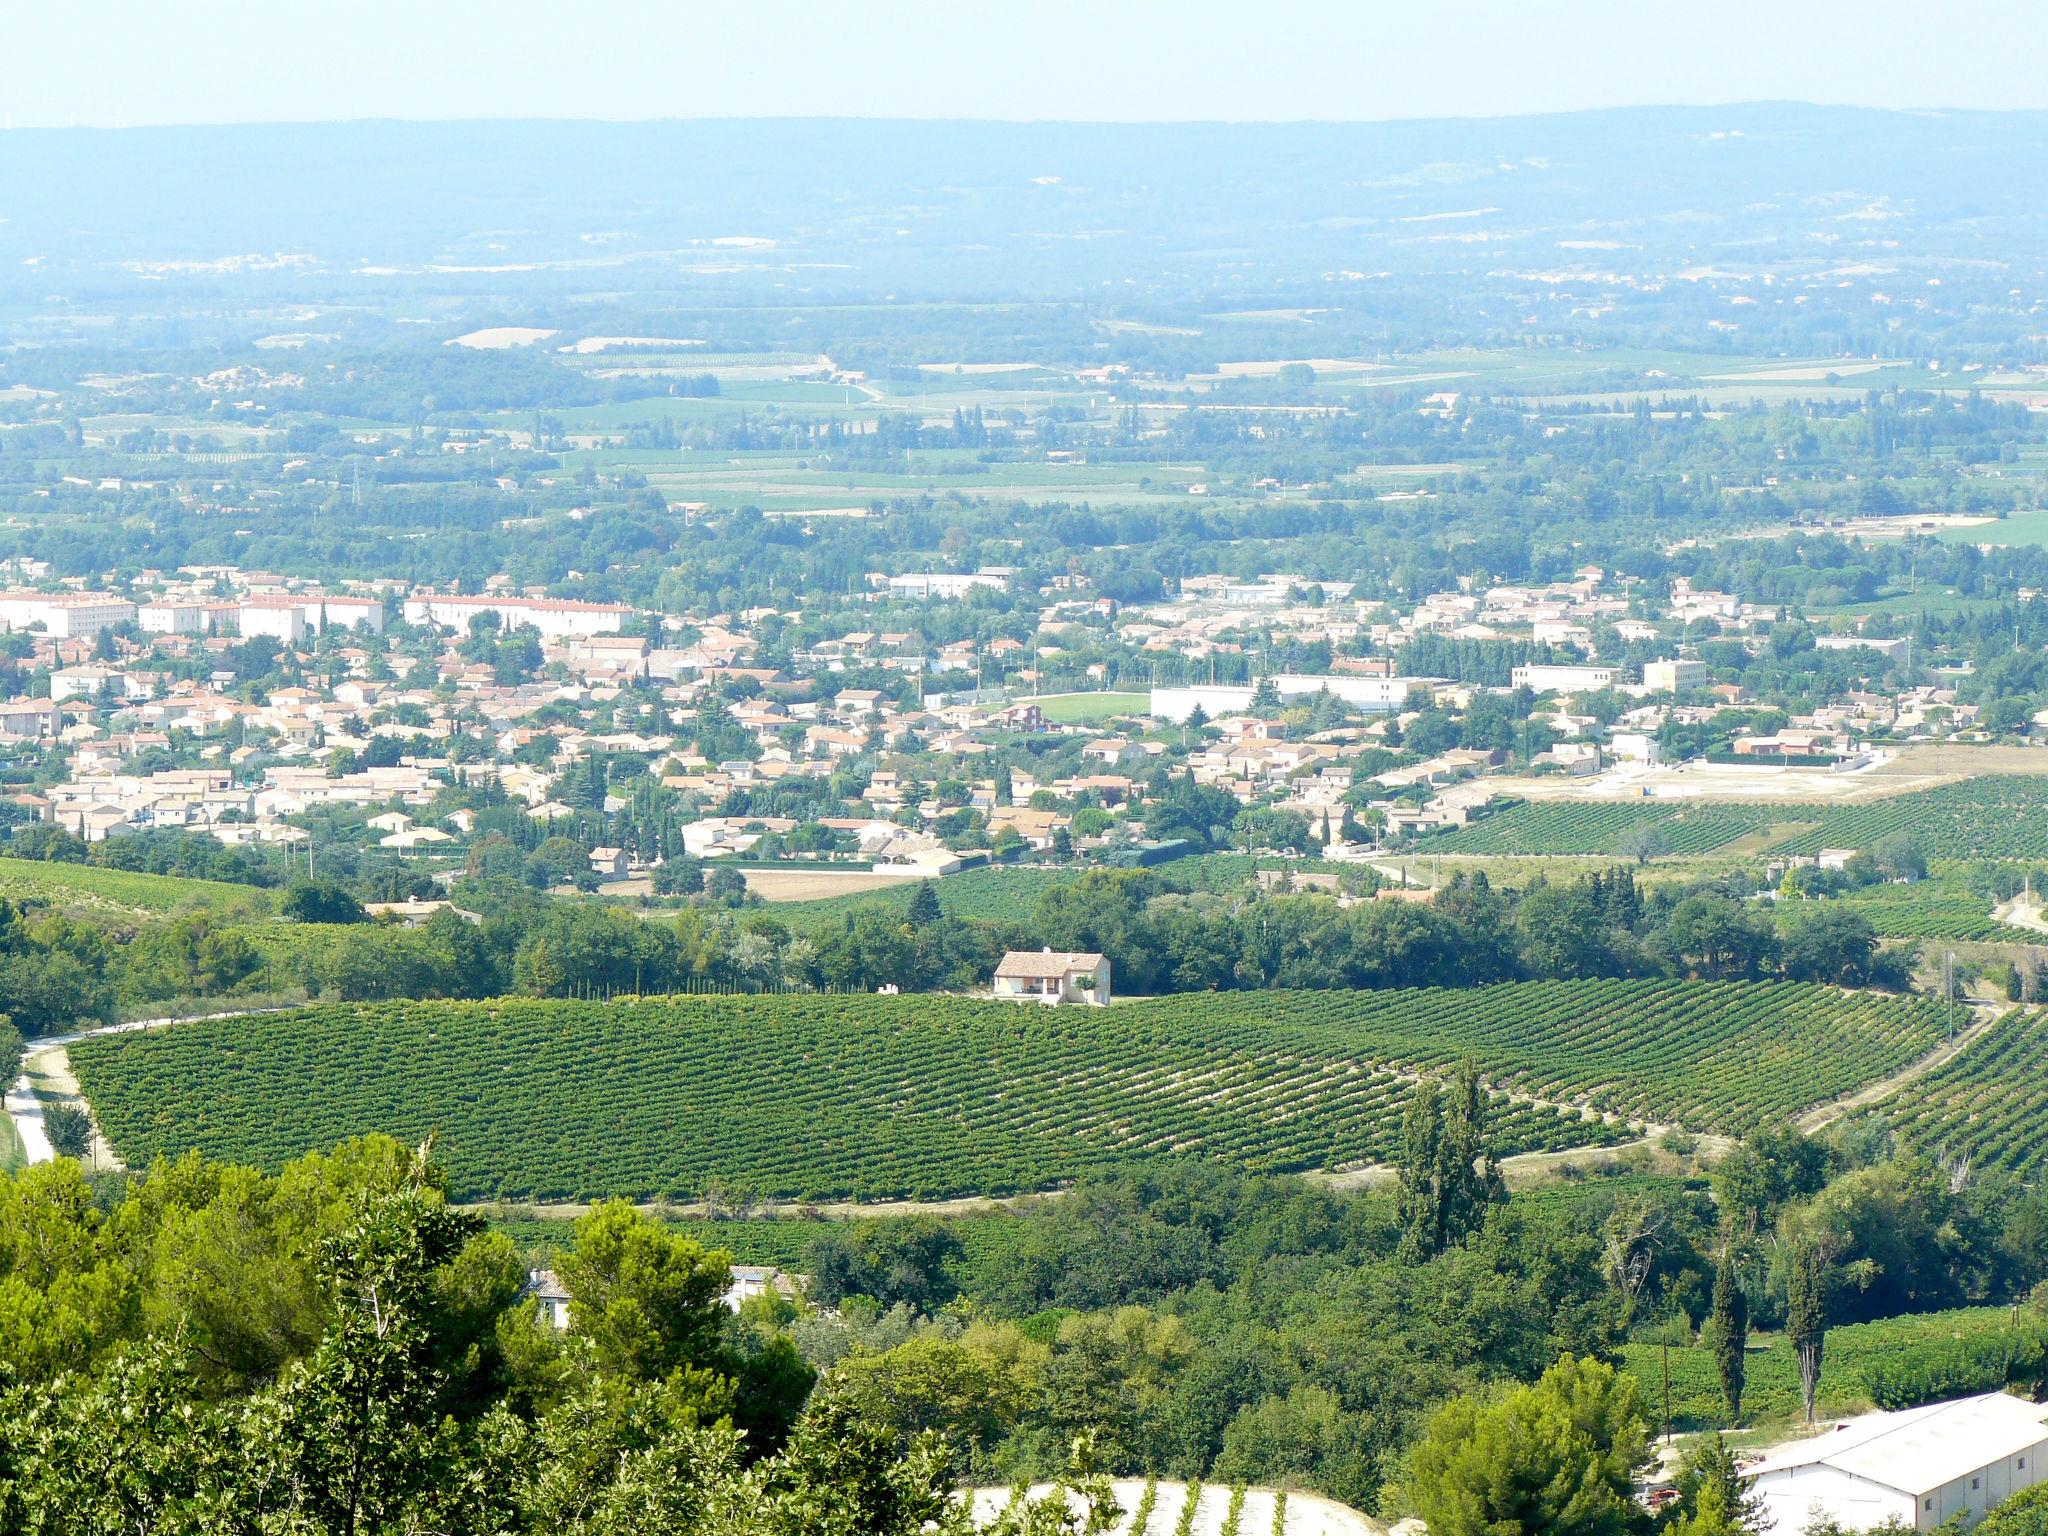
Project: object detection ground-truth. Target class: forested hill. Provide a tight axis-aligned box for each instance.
[4,106,2046,322]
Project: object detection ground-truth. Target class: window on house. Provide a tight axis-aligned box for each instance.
[1973,1478,1981,1490]
[1927,1500,1935,1511]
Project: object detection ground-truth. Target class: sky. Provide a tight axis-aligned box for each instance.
[6,0,2048,128]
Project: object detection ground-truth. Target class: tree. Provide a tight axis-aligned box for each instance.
[1405,1354,1649,1536]
[1614,822,1667,868]
[805,1217,964,1313]
[1711,1246,1749,1425]
[1396,1064,1505,1262]
[1782,907,1879,987]
[556,1200,733,1381]
[906,882,942,927]
[42,1103,92,1160]
[1787,1243,1829,1425]
[1669,1433,1763,1536]
[280,879,366,925]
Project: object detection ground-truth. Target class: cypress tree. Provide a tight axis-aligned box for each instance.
[1788,1244,1828,1425]
[1711,1245,1749,1425]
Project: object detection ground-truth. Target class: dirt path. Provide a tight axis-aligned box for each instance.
[1794,1001,2005,1133]
[6,1007,294,1171]
[11,1043,123,1171]
[1996,898,2048,937]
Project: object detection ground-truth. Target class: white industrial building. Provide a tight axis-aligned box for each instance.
[883,569,1011,600]
[1747,1391,2048,1534]
[400,594,635,638]
[1510,662,1619,694]
[1149,674,1433,723]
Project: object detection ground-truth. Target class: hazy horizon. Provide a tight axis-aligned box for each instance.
[7,0,2048,129]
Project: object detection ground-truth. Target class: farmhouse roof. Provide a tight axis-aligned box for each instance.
[995,949,1105,979]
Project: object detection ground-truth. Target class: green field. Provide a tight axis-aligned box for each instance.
[1029,691,1152,725]
[1845,1007,2048,1176]
[0,856,276,921]
[72,980,1945,1203]
[1426,778,2048,865]
[1415,801,1775,857]
[765,863,1073,934]
[1939,510,2048,548]
[1623,1306,2048,1431]
[1772,777,2048,862]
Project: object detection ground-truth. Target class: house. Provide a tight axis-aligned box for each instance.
[589,846,629,882]
[1746,1391,2048,1534]
[993,949,1111,1006]
[725,1266,800,1313]
[525,1269,572,1330]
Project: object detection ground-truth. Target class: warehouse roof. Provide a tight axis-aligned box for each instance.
[1748,1392,2048,1497]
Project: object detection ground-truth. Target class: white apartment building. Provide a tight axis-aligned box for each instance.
[297,594,385,633]
[0,592,138,638]
[1643,658,1710,692]
[139,601,229,635]
[236,600,308,644]
[401,594,635,638]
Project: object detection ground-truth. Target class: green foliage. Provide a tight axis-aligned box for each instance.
[1403,1354,1648,1536]
[803,1215,964,1312]
[1710,1247,1749,1425]
[556,1199,735,1382]
[1395,1064,1506,1262]
[42,1103,92,1160]
[1786,1244,1829,1424]
[279,878,366,925]
[1622,1304,2048,1429]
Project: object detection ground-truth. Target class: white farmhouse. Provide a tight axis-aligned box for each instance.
[1747,1391,2048,1534]
[993,949,1111,1006]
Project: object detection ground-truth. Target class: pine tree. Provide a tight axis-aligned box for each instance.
[906,881,942,927]
[1711,1245,1749,1425]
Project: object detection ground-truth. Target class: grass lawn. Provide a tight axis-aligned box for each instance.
[1031,691,1151,724]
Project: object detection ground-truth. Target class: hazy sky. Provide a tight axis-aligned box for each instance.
[7,0,2047,128]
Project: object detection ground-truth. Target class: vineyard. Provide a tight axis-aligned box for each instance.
[0,855,274,921]
[71,980,1948,1203]
[1414,801,1775,857]
[1848,1007,2048,1176]
[1772,777,2048,862]
[1622,1306,2048,1429]
[1814,883,2028,942]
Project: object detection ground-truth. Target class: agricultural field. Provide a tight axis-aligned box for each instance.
[71,980,1945,1203]
[1415,801,1777,857]
[1803,881,2028,942]
[1622,1306,2048,1431]
[1773,777,2048,862]
[1844,1007,2048,1176]
[0,856,275,922]
[765,863,1070,934]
